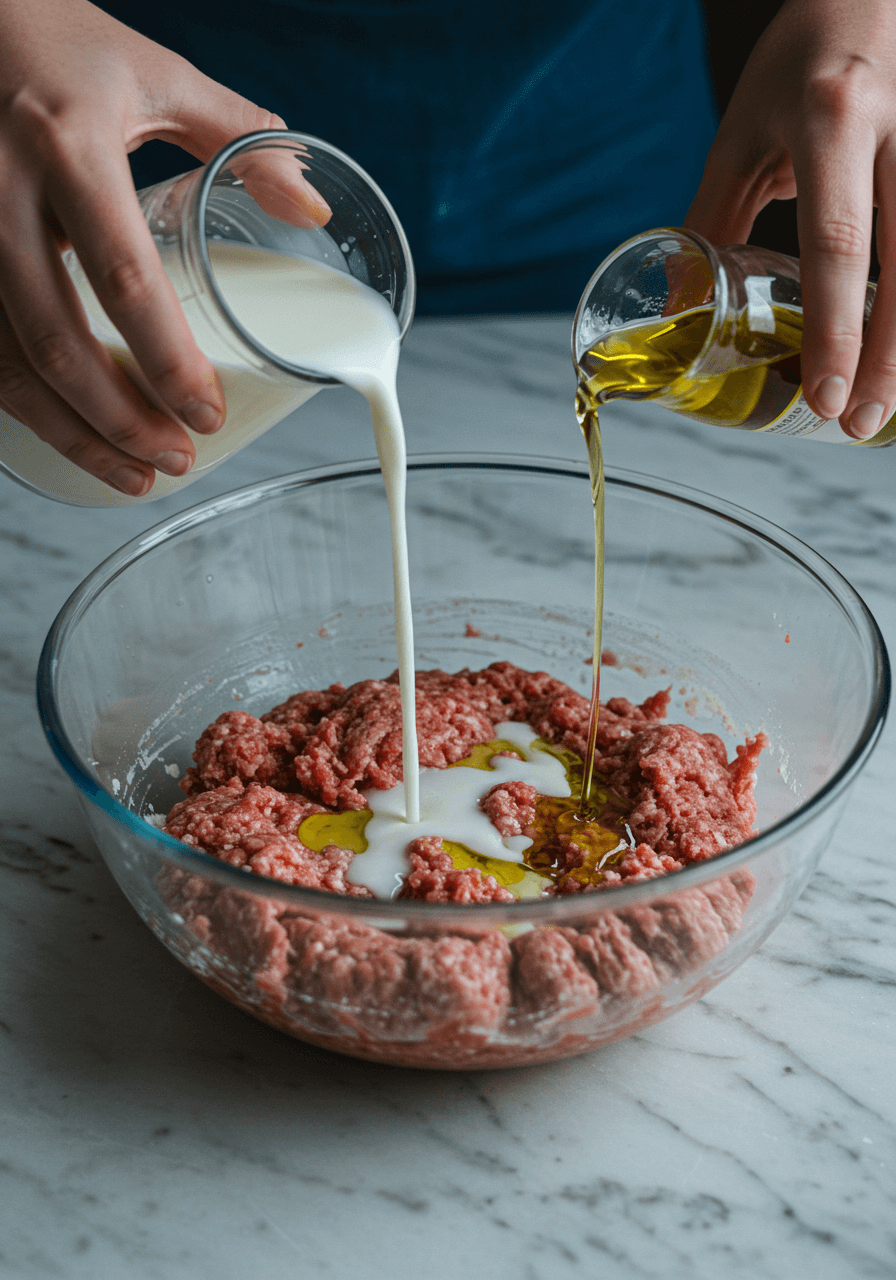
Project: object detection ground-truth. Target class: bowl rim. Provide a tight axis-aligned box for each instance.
[37,454,891,923]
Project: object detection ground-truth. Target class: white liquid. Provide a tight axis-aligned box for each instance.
[209,246,420,823]
[348,723,572,898]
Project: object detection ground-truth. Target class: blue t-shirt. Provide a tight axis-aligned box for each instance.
[108,0,718,314]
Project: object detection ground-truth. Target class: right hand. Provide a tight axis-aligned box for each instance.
[685,0,896,443]
[0,0,329,496]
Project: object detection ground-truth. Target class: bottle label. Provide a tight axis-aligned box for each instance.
[760,390,865,443]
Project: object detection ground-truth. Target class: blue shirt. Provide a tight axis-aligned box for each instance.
[109,0,718,314]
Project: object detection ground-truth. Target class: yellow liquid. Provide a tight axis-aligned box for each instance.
[576,303,896,441]
[299,808,372,855]
[298,734,633,896]
[524,739,632,887]
[576,401,605,812]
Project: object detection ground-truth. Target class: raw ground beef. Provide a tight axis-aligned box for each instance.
[167,661,764,903]
[157,862,758,1068]
[159,662,764,1067]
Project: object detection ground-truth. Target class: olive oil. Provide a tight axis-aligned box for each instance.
[572,266,894,820]
[576,393,606,813]
[440,842,547,898]
[574,233,896,443]
[299,808,372,854]
[576,304,810,430]
[524,738,632,886]
[298,732,635,896]
[445,727,637,891]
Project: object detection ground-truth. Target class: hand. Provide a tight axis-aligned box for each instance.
[685,0,896,441]
[0,0,329,495]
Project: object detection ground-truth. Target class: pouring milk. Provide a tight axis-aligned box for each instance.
[209,244,422,824]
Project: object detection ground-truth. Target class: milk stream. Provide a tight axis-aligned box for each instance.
[208,246,421,823]
[206,246,420,822]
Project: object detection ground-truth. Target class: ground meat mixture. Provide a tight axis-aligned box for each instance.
[479,779,538,837]
[158,861,758,1067]
[167,661,764,903]
[401,837,517,904]
[165,776,369,897]
[160,662,765,1067]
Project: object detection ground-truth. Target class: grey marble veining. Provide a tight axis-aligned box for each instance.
[2,314,895,1279]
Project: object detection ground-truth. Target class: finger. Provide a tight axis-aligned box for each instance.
[0,181,200,473]
[144,64,288,163]
[685,153,769,247]
[144,66,331,227]
[42,130,226,434]
[0,306,155,496]
[231,151,333,229]
[684,115,796,246]
[791,103,876,421]
[838,142,896,439]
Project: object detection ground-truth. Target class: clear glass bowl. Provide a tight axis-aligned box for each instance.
[38,457,889,1069]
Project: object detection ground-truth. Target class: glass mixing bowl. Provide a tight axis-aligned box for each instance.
[38,457,889,1069]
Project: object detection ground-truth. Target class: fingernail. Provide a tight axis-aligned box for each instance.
[813,375,848,419]
[298,173,332,220]
[181,401,223,434]
[153,450,193,476]
[108,465,151,496]
[848,401,884,439]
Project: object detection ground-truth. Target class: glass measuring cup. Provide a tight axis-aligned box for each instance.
[573,227,891,446]
[0,130,416,506]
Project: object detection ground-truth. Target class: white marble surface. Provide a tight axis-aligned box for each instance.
[2,314,895,1279]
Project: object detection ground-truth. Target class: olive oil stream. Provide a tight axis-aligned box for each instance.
[576,387,606,815]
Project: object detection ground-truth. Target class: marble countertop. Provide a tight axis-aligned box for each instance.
[2,313,894,1280]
